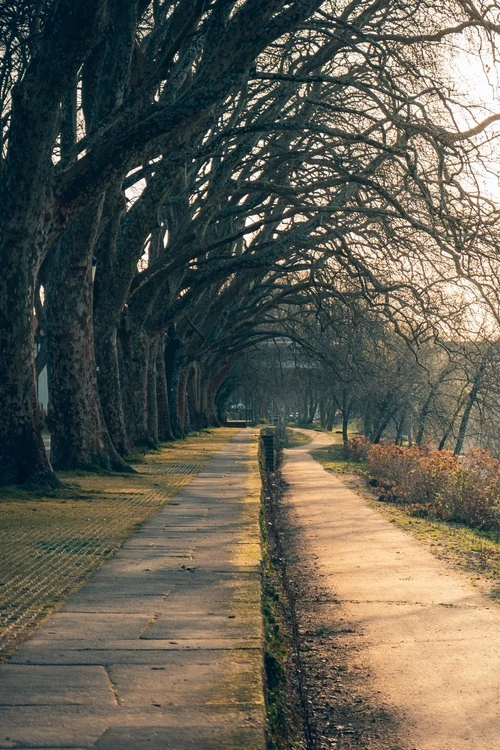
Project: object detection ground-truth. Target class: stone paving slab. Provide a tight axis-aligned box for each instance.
[94,725,264,749]
[0,430,265,750]
[0,664,118,707]
[0,704,264,748]
[11,642,263,665]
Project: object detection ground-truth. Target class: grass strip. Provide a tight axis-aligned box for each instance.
[0,428,235,661]
[260,470,310,750]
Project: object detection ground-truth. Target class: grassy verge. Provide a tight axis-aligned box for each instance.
[0,428,235,662]
[260,476,309,750]
[310,442,368,476]
[310,444,500,603]
[285,429,313,448]
[259,430,308,749]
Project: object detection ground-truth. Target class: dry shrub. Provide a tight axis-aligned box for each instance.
[366,443,500,531]
[345,435,372,461]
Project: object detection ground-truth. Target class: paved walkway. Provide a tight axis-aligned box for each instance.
[0,430,265,750]
[284,431,500,750]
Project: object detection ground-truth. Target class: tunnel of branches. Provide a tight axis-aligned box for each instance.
[2,0,500,487]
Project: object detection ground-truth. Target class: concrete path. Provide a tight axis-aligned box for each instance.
[0,430,265,750]
[283,431,500,750]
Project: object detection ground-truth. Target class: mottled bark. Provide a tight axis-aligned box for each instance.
[94,322,129,455]
[93,190,130,456]
[45,213,132,472]
[0,0,108,485]
[185,364,203,429]
[119,317,157,448]
[174,365,191,437]
[200,363,231,427]
[147,337,160,444]
[156,338,173,441]
[165,330,183,437]
[0,259,58,487]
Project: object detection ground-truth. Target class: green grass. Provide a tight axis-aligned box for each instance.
[285,429,313,448]
[260,471,307,750]
[310,443,368,476]
[0,428,236,661]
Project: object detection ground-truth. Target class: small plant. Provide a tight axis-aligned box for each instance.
[345,435,372,461]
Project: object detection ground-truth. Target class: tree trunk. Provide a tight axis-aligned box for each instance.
[325,403,336,432]
[454,364,485,455]
[94,321,129,456]
[92,189,131,456]
[186,364,204,429]
[341,392,351,457]
[165,330,184,437]
[319,400,327,428]
[156,338,173,441]
[200,364,230,427]
[415,369,451,446]
[415,390,434,446]
[175,365,191,436]
[438,399,463,451]
[0,260,59,487]
[45,216,132,472]
[363,403,374,439]
[119,315,157,449]
[373,410,396,444]
[147,337,160,445]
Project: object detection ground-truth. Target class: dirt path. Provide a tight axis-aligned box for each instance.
[282,431,500,750]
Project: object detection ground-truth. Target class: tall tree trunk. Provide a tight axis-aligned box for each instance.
[119,315,157,449]
[0,0,107,486]
[186,364,204,429]
[454,364,485,455]
[93,189,130,456]
[165,330,184,437]
[373,410,396,444]
[415,369,451,446]
[175,365,191,437]
[395,406,407,446]
[341,392,351,457]
[94,322,129,455]
[200,362,231,427]
[156,338,173,441]
[147,337,160,445]
[438,399,464,451]
[415,390,434,446]
[0,259,59,487]
[319,400,327,428]
[363,402,374,439]
[45,215,132,472]
[325,403,336,432]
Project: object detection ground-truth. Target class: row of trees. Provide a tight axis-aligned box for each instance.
[236,301,500,457]
[2,0,500,487]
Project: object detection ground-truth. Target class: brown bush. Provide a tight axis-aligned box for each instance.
[366,443,500,531]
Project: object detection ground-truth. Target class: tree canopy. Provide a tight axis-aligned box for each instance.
[1,0,500,486]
